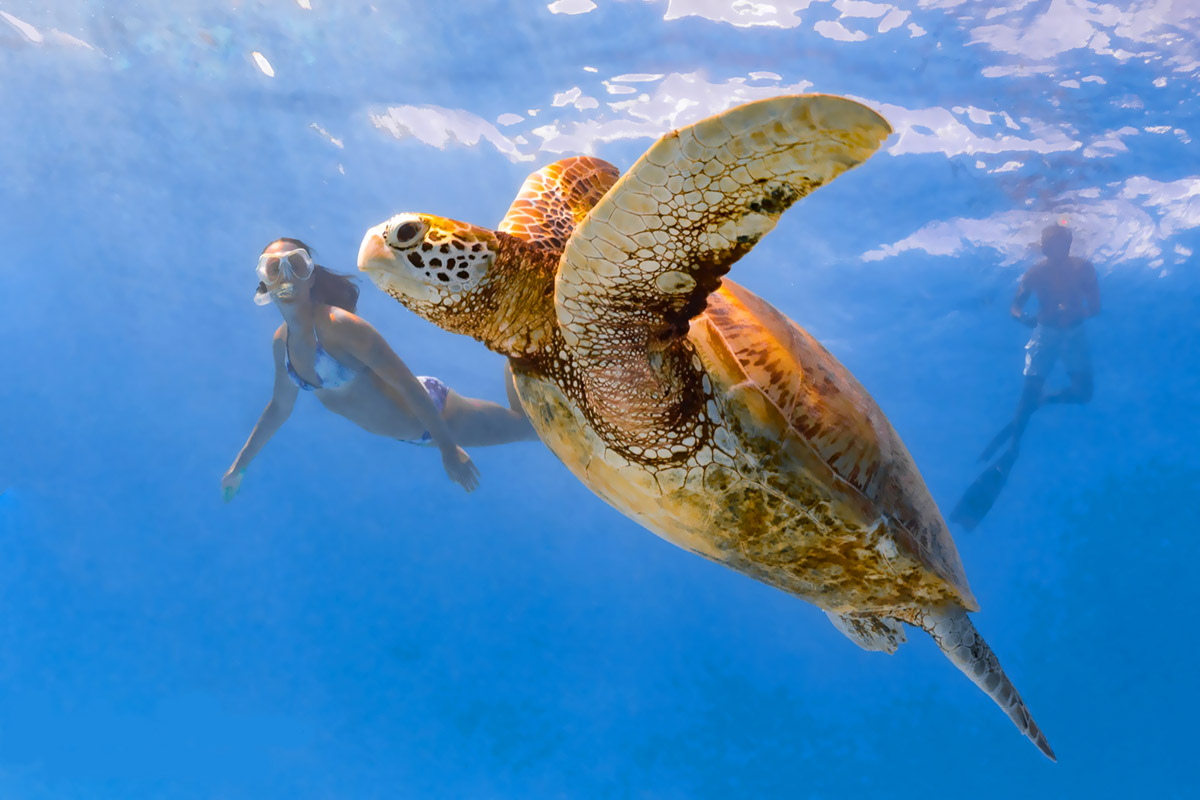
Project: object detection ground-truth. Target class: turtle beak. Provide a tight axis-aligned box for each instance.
[357,222,436,303]
[357,223,393,277]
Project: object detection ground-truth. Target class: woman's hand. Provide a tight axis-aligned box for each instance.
[221,467,246,502]
[441,446,480,492]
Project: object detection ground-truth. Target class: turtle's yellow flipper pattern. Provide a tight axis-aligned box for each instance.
[555,94,892,350]
[499,156,620,253]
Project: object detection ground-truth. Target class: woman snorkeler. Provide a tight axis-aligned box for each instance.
[222,237,537,500]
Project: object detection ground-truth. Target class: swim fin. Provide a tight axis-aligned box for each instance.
[979,420,1014,462]
[951,447,1018,531]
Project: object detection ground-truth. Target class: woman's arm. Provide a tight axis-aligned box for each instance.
[222,327,300,501]
[325,311,479,492]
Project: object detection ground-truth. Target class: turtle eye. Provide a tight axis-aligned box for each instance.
[390,220,423,248]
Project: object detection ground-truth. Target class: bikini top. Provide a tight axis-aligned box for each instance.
[284,331,354,391]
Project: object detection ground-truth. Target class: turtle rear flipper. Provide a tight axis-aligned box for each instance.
[911,607,1056,761]
[825,611,907,654]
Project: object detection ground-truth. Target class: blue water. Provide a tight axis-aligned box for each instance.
[2,1,1197,797]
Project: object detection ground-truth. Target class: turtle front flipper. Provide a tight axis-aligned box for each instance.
[498,156,620,253]
[555,94,892,351]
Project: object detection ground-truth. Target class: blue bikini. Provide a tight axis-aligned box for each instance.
[284,334,355,391]
[403,376,451,446]
[285,330,449,446]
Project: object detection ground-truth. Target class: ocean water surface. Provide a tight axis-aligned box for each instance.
[1,1,1197,797]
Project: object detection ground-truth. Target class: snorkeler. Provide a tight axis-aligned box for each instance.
[222,238,538,500]
[952,223,1100,529]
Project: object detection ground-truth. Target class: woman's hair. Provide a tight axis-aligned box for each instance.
[262,237,360,313]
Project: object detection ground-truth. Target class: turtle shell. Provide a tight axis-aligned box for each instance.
[686,278,979,611]
[513,276,978,615]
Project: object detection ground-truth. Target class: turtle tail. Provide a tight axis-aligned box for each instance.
[911,606,1056,761]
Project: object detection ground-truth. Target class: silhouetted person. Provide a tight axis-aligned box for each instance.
[952,223,1101,530]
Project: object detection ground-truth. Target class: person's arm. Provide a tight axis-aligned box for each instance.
[1010,267,1038,326]
[222,328,300,501]
[1082,261,1101,318]
[326,311,479,492]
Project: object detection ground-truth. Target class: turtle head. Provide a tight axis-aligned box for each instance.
[360,211,559,356]
[358,213,499,317]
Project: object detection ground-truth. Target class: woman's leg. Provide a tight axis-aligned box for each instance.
[440,365,538,447]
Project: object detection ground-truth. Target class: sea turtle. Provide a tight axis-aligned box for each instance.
[357,95,1055,759]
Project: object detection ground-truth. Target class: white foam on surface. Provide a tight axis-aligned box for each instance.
[872,101,1080,158]
[308,123,343,149]
[833,0,890,19]
[1,11,43,43]
[611,73,666,82]
[370,105,535,163]
[654,0,812,29]
[548,0,598,14]
[877,7,908,32]
[814,19,868,42]
[529,72,816,155]
[552,87,600,111]
[865,176,1200,268]
[251,51,275,77]
[1082,126,1140,158]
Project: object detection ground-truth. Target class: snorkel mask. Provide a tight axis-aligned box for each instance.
[254,248,316,306]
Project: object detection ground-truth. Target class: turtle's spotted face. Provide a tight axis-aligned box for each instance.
[358,213,497,310]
